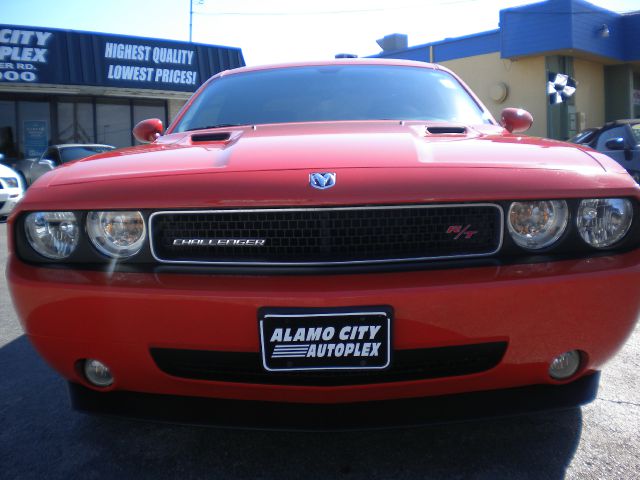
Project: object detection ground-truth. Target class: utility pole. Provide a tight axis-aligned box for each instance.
[189,0,203,43]
[189,0,193,42]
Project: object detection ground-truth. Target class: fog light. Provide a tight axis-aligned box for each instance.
[549,350,581,380]
[84,359,114,387]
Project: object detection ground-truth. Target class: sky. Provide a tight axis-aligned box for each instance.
[2,0,640,65]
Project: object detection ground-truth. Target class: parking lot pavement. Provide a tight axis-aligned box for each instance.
[1,222,639,479]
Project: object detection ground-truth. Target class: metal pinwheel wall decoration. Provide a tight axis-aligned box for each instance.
[547,72,577,105]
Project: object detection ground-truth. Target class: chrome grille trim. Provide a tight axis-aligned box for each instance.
[149,203,505,266]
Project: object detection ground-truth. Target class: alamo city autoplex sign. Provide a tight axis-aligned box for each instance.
[0,24,244,92]
[0,28,54,82]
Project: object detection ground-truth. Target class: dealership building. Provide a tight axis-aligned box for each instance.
[374,0,640,140]
[3,0,638,162]
[0,25,244,161]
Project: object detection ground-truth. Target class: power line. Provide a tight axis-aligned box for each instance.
[191,2,637,17]
[191,0,481,17]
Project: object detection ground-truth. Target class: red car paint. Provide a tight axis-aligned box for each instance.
[6,60,640,413]
[8,250,640,403]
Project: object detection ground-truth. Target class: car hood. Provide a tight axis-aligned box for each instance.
[23,122,637,210]
[48,122,610,179]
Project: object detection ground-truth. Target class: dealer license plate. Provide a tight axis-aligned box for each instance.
[259,307,392,372]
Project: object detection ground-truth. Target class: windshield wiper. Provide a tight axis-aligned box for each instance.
[184,123,247,132]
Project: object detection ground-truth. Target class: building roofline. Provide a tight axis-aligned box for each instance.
[500,0,616,16]
[372,29,500,58]
[0,22,243,51]
[372,0,639,63]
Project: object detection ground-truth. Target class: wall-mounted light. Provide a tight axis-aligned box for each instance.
[490,82,509,104]
[598,24,610,38]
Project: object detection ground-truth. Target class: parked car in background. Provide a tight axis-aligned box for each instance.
[13,144,115,186]
[0,155,25,221]
[569,120,640,183]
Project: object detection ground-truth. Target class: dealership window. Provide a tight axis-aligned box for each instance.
[18,101,51,159]
[57,100,95,144]
[0,100,17,161]
[0,94,168,159]
[96,99,132,148]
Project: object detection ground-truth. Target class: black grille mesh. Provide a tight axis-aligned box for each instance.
[150,342,508,386]
[150,205,502,264]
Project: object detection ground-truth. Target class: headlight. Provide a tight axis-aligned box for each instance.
[1,177,19,188]
[25,212,79,259]
[507,200,569,250]
[87,211,146,258]
[577,199,632,248]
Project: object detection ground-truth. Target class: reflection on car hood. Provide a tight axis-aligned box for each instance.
[46,122,611,183]
[21,122,636,211]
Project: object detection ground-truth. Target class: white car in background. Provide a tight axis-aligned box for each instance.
[0,155,25,221]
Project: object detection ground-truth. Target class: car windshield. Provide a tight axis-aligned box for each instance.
[569,129,597,145]
[631,124,640,145]
[60,146,113,163]
[174,65,491,132]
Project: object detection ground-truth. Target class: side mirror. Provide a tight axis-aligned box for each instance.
[38,159,56,169]
[605,137,626,151]
[133,118,163,143]
[500,108,533,133]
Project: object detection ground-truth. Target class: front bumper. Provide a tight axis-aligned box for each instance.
[69,372,600,430]
[8,250,640,406]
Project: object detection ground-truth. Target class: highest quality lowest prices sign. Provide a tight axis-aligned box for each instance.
[103,41,198,88]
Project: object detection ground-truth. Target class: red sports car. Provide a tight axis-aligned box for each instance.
[7,60,640,429]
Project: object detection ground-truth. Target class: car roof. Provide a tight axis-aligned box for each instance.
[603,119,640,128]
[51,144,115,149]
[0,162,19,177]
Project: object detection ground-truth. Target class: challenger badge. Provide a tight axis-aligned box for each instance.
[173,238,266,246]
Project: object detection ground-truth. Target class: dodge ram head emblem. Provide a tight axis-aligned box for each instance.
[309,172,336,190]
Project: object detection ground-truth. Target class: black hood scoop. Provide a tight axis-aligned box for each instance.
[191,132,233,143]
[426,126,467,135]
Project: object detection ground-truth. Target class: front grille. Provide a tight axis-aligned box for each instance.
[150,342,507,386]
[150,204,503,265]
